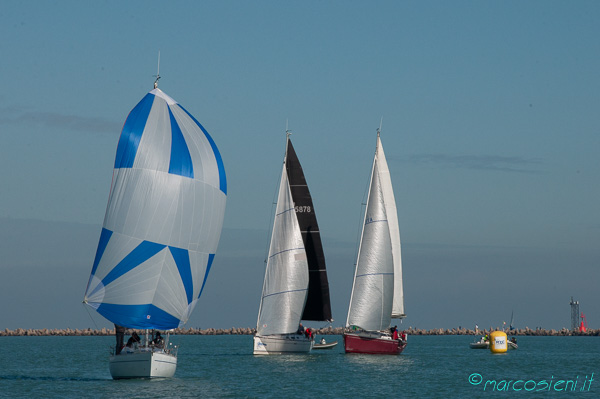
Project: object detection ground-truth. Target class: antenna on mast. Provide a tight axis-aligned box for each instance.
[153,51,161,89]
[377,116,383,137]
[286,119,292,137]
[284,119,292,165]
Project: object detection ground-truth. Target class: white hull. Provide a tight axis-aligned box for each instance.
[109,350,177,379]
[469,341,489,349]
[313,341,338,350]
[253,334,313,355]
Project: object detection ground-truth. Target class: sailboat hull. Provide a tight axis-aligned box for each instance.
[109,350,177,379]
[253,334,313,355]
[343,333,406,355]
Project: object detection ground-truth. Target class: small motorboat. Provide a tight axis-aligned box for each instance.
[313,338,338,350]
[469,337,489,349]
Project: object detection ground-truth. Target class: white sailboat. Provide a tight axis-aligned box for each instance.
[344,127,407,355]
[83,77,227,378]
[254,131,330,355]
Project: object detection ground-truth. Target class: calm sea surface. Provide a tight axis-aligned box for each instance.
[1,334,598,398]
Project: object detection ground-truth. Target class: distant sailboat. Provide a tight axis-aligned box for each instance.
[83,78,227,378]
[254,131,331,354]
[344,127,407,355]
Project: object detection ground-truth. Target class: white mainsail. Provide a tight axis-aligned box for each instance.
[256,155,309,336]
[346,132,404,331]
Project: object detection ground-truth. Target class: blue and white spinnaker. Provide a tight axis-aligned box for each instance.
[84,88,226,330]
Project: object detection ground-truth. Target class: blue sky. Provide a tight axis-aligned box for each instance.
[1,1,598,331]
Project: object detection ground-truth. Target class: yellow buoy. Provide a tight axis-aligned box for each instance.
[489,330,508,353]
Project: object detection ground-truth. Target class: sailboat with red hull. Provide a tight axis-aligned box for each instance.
[344,127,407,355]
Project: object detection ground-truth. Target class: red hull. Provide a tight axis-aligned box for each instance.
[343,333,406,355]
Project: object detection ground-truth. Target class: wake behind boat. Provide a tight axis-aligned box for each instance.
[343,126,407,355]
[83,77,227,378]
[254,131,332,355]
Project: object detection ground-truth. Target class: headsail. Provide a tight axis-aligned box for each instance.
[256,144,309,336]
[84,88,227,330]
[375,135,405,318]
[285,139,332,322]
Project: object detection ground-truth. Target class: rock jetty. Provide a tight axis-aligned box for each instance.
[1,326,598,337]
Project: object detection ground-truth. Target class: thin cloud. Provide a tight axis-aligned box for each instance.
[0,106,120,134]
[408,153,543,173]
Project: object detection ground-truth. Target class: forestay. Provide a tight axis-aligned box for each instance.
[83,88,227,330]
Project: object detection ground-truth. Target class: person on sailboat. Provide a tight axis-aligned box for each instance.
[152,331,163,347]
[297,323,305,335]
[126,332,141,348]
[115,324,126,355]
[392,326,399,340]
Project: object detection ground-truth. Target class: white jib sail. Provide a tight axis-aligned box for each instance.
[346,158,394,331]
[376,136,405,318]
[256,163,309,336]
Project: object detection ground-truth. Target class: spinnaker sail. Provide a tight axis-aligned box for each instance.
[83,87,227,331]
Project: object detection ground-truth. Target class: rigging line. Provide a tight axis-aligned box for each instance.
[83,303,101,330]
[262,132,289,265]
[262,170,280,265]
[352,172,371,268]
[352,201,365,268]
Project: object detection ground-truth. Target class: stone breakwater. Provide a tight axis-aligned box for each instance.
[1,326,599,337]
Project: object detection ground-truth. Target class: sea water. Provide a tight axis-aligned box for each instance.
[0,334,598,398]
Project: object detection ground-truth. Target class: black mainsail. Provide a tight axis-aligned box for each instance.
[285,138,332,321]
